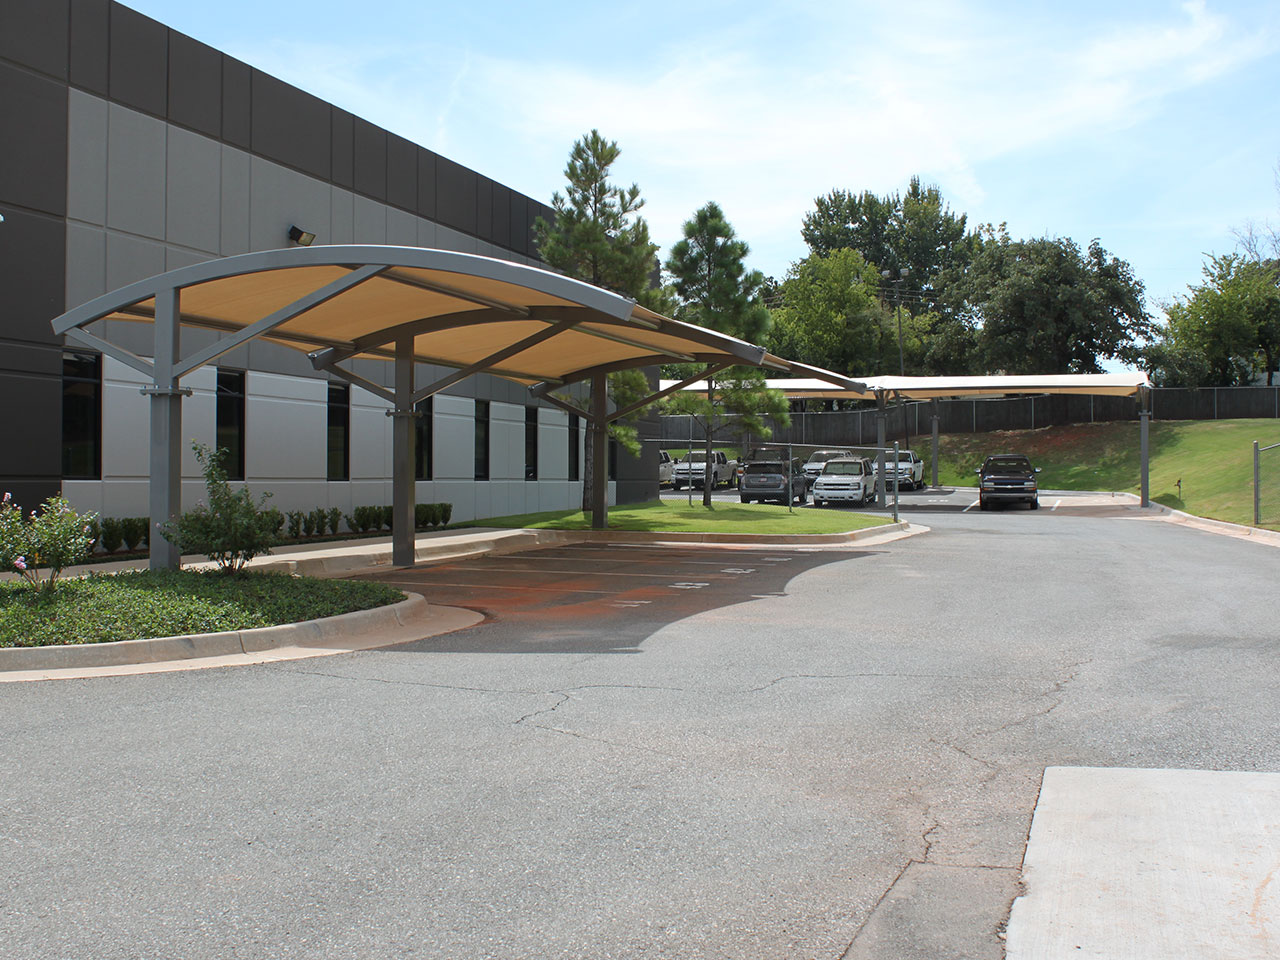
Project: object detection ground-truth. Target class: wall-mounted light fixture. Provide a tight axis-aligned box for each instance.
[288,224,315,246]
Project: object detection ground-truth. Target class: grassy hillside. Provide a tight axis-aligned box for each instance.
[922,419,1280,529]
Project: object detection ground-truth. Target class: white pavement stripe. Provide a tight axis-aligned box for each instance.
[442,566,738,579]
[962,500,979,513]
[375,578,618,595]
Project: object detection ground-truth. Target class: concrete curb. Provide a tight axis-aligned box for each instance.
[0,592,430,672]
[1106,491,1280,546]
[525,522,909,546]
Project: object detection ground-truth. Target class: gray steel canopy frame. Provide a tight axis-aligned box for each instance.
[50,246,782,568]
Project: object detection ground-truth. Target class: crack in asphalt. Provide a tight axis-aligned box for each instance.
[749,672,1001,693]
[972,658,1092,740]
[523,724,681,759]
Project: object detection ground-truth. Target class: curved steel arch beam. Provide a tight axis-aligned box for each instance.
[50,245,640,335]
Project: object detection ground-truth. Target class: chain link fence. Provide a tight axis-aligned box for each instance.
[1255,440,1280,528]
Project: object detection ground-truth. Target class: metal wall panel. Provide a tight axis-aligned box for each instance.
[330,108,354,189]
[167,31,221,138]
[165,126,222,253]
[219,54,251,148]
[69,0,110,95]
[67,90,109,225]
[352,118,387,201]
[249,69,331,182]
[108,3,167,117]
[0,63,69,217]
[386,132,417,212]
[0,0,69,79]
[105,101,166,239]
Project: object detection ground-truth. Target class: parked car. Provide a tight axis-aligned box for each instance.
[801,449,858,487]
[672,450,738,489]
[657,449,674,486]
[739,459,807,505]
[811,457,875,506]
[871,449,925,491]
[976,454,1041,510]
[734,446,776,486]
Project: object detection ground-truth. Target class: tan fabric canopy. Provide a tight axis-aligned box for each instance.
[661,372,1151,400]
[52,245,797,387]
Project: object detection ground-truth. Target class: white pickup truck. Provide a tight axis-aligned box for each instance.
[672,450,739,489]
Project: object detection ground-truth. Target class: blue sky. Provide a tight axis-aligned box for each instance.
[129,0,1280,313]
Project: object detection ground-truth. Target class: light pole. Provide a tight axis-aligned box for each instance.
[881,267,909,376]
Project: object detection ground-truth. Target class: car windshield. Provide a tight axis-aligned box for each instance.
[680,453,708,463]
[745,462,786,474]
[806,451,850,464]
[984,457,1032,472]
[822,461,864,475]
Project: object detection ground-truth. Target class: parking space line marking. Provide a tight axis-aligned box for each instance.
[445,566,736,578]
[1052,499,1063,511]
[962,499,980,512]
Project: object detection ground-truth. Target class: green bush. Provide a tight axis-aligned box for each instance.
[286,511,304,539]
[163,442,278,574]
[262,508,285,537]
[381,505,393,530]
[0,493,98,593]
[0,569,405,647]
[99,517,124,553]
[326,507,343,536]
[301,510,316,537]
[121,517,147,552]
[439,503,452,527]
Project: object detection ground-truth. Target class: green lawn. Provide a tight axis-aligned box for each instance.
[0,570,404,648]
[924,418,1280,529]
[472,499,893,535]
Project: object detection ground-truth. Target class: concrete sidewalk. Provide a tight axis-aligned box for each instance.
[1007,767,1280,959]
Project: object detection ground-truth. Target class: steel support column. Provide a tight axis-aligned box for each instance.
[148,287,186,570]
[930,399,940,489]
[1139,388,1151,508]
[391,334,417,567]
[590,372,608,530]
[876,393,888,508]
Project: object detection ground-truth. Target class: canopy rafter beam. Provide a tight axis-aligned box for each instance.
[606,361,734,425]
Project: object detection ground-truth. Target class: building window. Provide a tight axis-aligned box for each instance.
[525,406,538,480]
[216,368,246,481]
[62,352,101,480]
[415,396,433,481]
[609,437,618,481]
[568,413,580,481]
[326,382,349,481]
[474,399,489,480]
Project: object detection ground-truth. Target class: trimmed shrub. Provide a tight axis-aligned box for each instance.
[262,508,285,537]
[326,507,342,536]
[380,505,393,530]
[99,517,124,553]
[121,517,147,552]
[163,442,278,574]
[414,503,429,529]
[286,511,304,540]
[439,503,452,527]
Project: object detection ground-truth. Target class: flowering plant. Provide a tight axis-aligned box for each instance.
[0,493,98,592]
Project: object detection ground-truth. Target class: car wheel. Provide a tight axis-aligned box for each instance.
[740,496,750,504]
[1029,498,1039,510]
[814,498,824,507]
[979,498,989,511]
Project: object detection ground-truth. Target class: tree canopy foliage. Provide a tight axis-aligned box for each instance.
[954,227,1151,375]
[1143,254,1280,386]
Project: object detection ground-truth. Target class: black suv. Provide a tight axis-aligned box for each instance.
[977,455,1041,510]
[740,459,807,505]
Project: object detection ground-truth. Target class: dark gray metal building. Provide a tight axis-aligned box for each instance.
[0,0,657,520]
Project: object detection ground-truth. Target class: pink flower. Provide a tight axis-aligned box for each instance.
[2,492,10,502]
[14,557,26,571]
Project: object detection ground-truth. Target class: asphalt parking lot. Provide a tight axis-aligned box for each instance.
[5,500,1280,959]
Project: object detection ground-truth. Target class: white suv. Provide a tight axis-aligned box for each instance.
[872,450,925,491]
[812,457,874,506]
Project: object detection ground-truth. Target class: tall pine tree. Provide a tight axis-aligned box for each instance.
[663,202,788,506]
[533,131,660,512]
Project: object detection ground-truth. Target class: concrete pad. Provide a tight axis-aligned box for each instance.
[1007,767,1280,959]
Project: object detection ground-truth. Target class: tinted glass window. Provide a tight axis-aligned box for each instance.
[62,352,101,480]
[327,382,349,481]
[415,396,432,481]
[525,406,538,480]
[216,369,246,480]
[474,400,489,480]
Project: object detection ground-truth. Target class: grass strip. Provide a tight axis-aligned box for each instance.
[468,499,892,535]
[0,570,404,648]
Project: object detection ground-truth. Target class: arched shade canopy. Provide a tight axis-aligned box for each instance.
[51,246,863,566]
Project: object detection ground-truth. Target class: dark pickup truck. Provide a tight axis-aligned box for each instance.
[976,455,1041,510]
